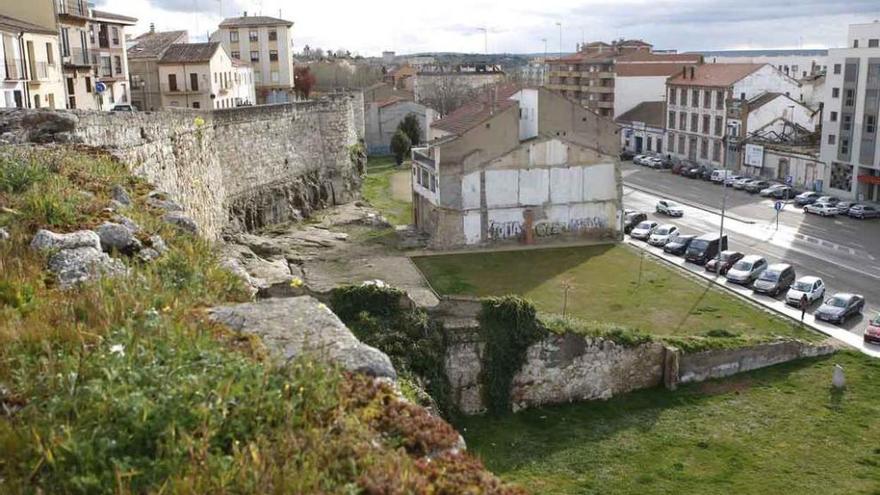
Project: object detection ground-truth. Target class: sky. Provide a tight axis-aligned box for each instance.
[99,0,880,56]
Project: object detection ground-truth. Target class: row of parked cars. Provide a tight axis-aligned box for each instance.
[623,208,874,339]
[793,192,880,218]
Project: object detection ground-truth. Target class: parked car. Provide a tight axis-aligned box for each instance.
[745,180,772,193]
[671,162,689,175]
[632,154,646,165]
[794,191,821,206]
[648,224,680,246]
[725,255,769,285]
[700,167,716,181]
[815,293,865,324]
[836,201,856,213]
[645,156,665,169]
[711,170,734,183]
[705,250,745,275]
[864,314,880,344]
[724,175,744,187]
[656,199,684,217]
[619,150,636,161]
[759,184,786,197]
[663,234,696,256]
[785,276,826,307]
[804,202,839,216]
[816,195,840,205]
[629,220,658,240]
[681,166,704,179]
[110,104,136,112]
[685,233,729,265]
[732,177,754,189]
[767,186,797,199]
[848,204,880,219]
[623,211,648,234]
[752,263,796,297]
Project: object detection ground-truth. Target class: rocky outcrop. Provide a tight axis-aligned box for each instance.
[208,296,396,379]
[31,229,126,288]
[218,243,304,298]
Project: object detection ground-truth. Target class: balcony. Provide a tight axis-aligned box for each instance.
[29,62,56,82]
[63,47,91,67]
[4,59,24,80]
[161,83,204,95]
[55,0,89,19]
[412,147,435,169]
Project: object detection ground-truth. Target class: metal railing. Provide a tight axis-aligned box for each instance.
[31,62,52,81]
[160,82,204,94]
[4,59,23,80]
[55,0,88,17]
[63,47,91,66]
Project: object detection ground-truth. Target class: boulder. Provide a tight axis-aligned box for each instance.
[47,246,126,288]
[31,229,101,252]
[96,222,142,255]
[208,296,396,379]
[0,227,8,242]
[111,214,140,234]
[149,235,168,253]
[146,191,183,212]
[111,184,132,206]
[163,211,198,234]
[137,247,161,263]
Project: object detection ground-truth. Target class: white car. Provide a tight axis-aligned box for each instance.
[656,199,684,217]
[786,276,826,307]
[633,154,648,165]
[629,220,658,240]
[732,177,753,190]
[644,157,663,169]
[759,184,786,197]
[648,224,680,246]
[804,202,839,216]
[725,255,769,285]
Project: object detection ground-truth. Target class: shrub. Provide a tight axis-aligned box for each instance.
[390,130,412,166]
[397,113,423,147]
[0,152,50,193]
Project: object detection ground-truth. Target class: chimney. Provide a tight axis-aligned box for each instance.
[681,67,686,78]
[149,22,155,33]
[689,66,695,79]
[243,10,248,17]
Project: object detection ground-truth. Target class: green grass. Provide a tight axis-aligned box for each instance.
[413,245,816,340]
[457,351,880,495]
[363,156,412,225]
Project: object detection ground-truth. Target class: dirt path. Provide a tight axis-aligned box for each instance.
[390,170,412,203]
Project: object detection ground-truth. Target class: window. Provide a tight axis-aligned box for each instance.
[647,137,653,151]
[702,114,710,134]
[827,134,836,145]
[679,112,687,130]
[230,30,239,43]
[100,56,111,76]
[111,27,119,45]
[832,87,840,98]
[830,111,838,122]
[870,39,879,48]
[85,76,92,93]
[841,138,849,155]
[114,55,121,74]
[867,115,876,134]
[33,94,40,108]
[192,101,200,109]
[190,73,199,91]
[845,89,854,107]
[669,88,676,105]
[712,140,721,161]
[715,116,723,136]
[254,71,262,83]
[61,27,70,56]
[700,138,708,159]
[703,90,710,108]
[269,30,277,41]
[690,113,698,132]
[168,74,178,92]
[678,135,685,153]
[853,40,859,48]
[692,89,699,107]
[656,138,662,154]
[668,111,675,129]
[249,30,258,42]
[46,42,54,65]
[231,51,240,59]
[669,133,676,153]
[716,90,724,109]
[843,114,852,131]
[270,70,279,82]
[833,64,841,74]
[250,51,259,62]
[269,49,278,62]
[680,88,687,106]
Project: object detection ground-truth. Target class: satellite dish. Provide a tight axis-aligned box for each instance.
[95,81,107,94]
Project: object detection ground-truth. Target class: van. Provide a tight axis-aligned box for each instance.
[685,233,729,265]
[710,169,733,183]
[752,263,796,296]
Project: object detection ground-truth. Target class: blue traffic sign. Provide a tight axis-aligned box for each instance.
[785,175,793,186]
[95,82,107,94]
[775,201,784,211]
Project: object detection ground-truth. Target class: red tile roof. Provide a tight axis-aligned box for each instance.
[616,101,665,127]
[615,52,704,63]
[431,84,521,135]
[616,63,700,77]
[667,63,765,87]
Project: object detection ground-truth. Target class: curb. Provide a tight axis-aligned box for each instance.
[623,181,758,225]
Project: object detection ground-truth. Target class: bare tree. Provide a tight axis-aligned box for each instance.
[416,74,482,115]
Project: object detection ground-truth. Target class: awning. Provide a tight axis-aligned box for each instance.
[857,175,880,185]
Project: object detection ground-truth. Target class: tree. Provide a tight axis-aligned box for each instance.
[294,66,316,99]
[397,113,422,147]
[417,74,481,115]
[390,130,412,166]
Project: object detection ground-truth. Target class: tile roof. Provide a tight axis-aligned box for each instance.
[0,14,56,35]
[747,92,782,110]
[431,84,521,135]
[615,101,665,128]
[667,63,765,87]
[91,10,138,24]
[219,15,293,28]
[616,63,700,77]
[129,30,188,59]
[615,52,703,63]
[158,42,221,64]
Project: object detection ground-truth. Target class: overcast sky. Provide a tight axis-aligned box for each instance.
[100,0,880,56]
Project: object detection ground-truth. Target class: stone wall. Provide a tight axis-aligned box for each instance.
[0,93,364,239]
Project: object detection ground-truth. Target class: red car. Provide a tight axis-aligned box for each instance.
[705,250,744,275]
[865,314,880,344]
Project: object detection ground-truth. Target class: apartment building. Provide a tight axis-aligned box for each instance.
[412,85,621,248]
[128,29,188,111]
[820,22,880,201]
[546,39,701,118]
[616,101,666,155]
[157,42,255,110]
[55,0,94,109]
[88,9,136,110]
[666,64,801,169]
[213,14,294,104]
[0,0,64,109]
[0,15,39,108]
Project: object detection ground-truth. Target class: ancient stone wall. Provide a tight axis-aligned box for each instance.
[0,93,363,239]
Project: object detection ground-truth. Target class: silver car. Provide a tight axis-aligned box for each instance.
[725,255,769,285]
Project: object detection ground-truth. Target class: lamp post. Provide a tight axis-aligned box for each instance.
[478,27,488,55]
[556,22,562,56]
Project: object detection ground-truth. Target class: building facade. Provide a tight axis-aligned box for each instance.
[1,0,65,109]
[365,97,435,155]
[616,101,666,155]
[0,16,38,108]
[412,85,621,248]
[820,22,880,201]
[158,42,255,110]
[88,9,136,110]
[127,29,188,111]
[701,49,828,80]
[213,14,294,104]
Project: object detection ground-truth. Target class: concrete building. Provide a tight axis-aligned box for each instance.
[412,85,621,247]
[0,0,65,109]
[0,15,40,108]
[157,42,255,110]
[742,143,826,190]
[365,97,435,155]
[666,63,801,169]
[701,49,828,80]
[88,9,137,110]
[55,0,94,109]
[517,57,548,87]
[127,29,188,111]
[546,39,702,118]
[213,14,295,104]
[616,101,666,155]
[820,21,880,201]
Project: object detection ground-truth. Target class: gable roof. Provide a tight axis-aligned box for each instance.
[129,30,188,59]
[158,42,221,64]
[91,10,138,25]
[667,63,765,87]
[431,84,521,135]
[0,14,56,35]
[219,15,293,28]
[616,101,665,128]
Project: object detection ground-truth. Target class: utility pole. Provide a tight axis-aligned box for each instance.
[556,22,562,56]
[478,27,488,55]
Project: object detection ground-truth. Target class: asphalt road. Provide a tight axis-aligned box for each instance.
[621,162,880,345]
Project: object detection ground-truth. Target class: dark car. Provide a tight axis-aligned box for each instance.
[704,250,744,275]
[768,186,797,199]
[671,162,688,175]
[848,204,880,219]
[752,263,796,297]
[683,166,703,179]
[794,191,821,206]
[815,293,866,324]
[685,233,729,265]
[663,234,696,256]
[623,211,648,234]
[745,180,772,193]
[619,150,636,161]
[700,168,716,181]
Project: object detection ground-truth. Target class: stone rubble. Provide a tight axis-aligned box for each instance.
[162,211,199,234]
[96,222,142,255]
[111,184,132,206]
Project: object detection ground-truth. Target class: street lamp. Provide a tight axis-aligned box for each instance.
[555,22,562,56]
[478,27,488,55]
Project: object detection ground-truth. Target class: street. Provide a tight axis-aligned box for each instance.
[621,162,880,351]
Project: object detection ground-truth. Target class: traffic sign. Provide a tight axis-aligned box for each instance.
[785,175,793,186]
[95,82,107,94]
[774,201,784,212]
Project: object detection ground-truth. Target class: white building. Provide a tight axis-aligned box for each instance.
[613,52,703,118]
[517,58,547,87]
[701,49,828,80]
[819,21,880,201]
[0,16,34,108]
[158,42,254,110]
[213,14,294,104]
[365,97,435,155]
[616,101,666,155]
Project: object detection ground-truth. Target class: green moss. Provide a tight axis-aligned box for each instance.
[539,313,653,347]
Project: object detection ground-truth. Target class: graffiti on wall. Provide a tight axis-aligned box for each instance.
[489,216,608,240]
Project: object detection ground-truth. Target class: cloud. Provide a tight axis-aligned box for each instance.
[148,0,244,14]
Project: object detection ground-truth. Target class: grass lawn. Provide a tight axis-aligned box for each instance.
[457,351,880,495]
[413,245,815,339]
[363,156,412,226]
